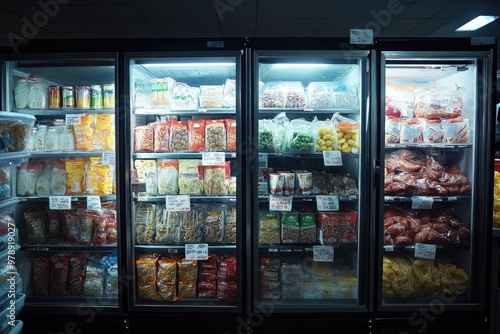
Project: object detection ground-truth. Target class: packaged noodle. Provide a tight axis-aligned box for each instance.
[157,281,177,301]
[204,205,225,243]
[17,163,41,196]
[157,256,177,283]
[178,258,198,281]
[223,204,237,243]
[136,254,160,299]
[65,158,88,195]
[135,202,156,244]
[205,120,226,151]
[181,205,204,244]
[178,160,203,195]
[169,121,189,151]
[85,157,113,195]
[172,83,198,110]
[73,114,96,150]
[151,121,170,152]
[203,161,230,195]
[134,125,154,152]
[93,114,115,151]
[188,119,205,151]
[157,159,178,195]
[225,119,237,151]
[156,210,184,244]
[134,159,158,195]
[36,164,52,195]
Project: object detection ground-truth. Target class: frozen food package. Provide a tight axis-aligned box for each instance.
[178,159,203,195]
[157,159,179,195]
[136,253,159,300]
[169,121,189,151]
[17,163,41,196]
[199,96,223,108]
[85,157,114,195]
[77,210,96,244]
[284,81,306,108]
[385,117,401,143]
[156,210,184,244]
[317,212,339,245]
[32,257,50,296]
[281,212,300,244]
[198,279,217,299]
[10,120,33,152]
[218,257,237,280]
[68,253,89,296]
[422,118,445,143]
[280,259,303,284]
[316,119,337,151]
[65,158,88,195]
[204,162,230,195]
[93,114,115,151]
[91,210,108,245]
[205,120,226,151]
[50,160,67,195]
[258,119,276,152]
[222,79,236,108]
[134,80,152,109]
[61,210,80,243]
[217,279,237,301]
[414,87,464,119]
[299,212,317,244]
[307,82,334,109]
[181,205,205,244]
[338,210,358,243]
[84,259,105,297]
[311,172,327,195]
[135,202,156,244]
[24,211,46,242]
[333,113,360,154]
[225,119,237,151]
[203,205,225,243]
[45,209,61,238]
[178,258,198,281]
[178,280,197,299]
[385,82,416,118]
[50,253,71,296]
[134,159,158,195]
[443,118,470,143]
[332,83,358,108]
[188,119,205,151]
[73,114,96,150]
[35,164,52,195]
[102,253,118,294]
[259,210,280,245]
[400,118,423,143]
[200,85,224,97]
[172,83,198,110]
[157,257,177,283]
[223,204,237,244]
[157,281,177,301]
[273,112,290,153]
[151,121,169,152]
[260,257,280,271]
[134,125,154,152]
[152,77,176,109]
[286,118,317,153]
[259,81,287,108]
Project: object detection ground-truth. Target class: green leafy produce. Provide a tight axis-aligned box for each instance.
[289,132,315,152]
[258,129,275,151]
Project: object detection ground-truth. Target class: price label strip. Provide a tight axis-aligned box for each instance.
[316,195,339,211]
[165,195,191,212]
[101,151,115,165]
[49,196,72,210]
[65,114,82,126]
[202,152,225,166]
[313,245,334,262]
[414,243,437,260]
[185,243,209,260]
[323,150,343,166]
[87,196,101,210]
[269,196,293,211]
[258,153,268,168]
[411,196,434,209]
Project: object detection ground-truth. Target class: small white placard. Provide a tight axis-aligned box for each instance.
[137,196,148,202]
[49,196,72,210]
[411,196,434,209]
[202,152,225,166]
[87,196,101,210]
[185,243,209,260]
[414,243,437,260]
[323,150,343,166]
[101,151,115,165]
[316,195,340,211]
[269,196,293,211]
[65,114,82,125]
[131,182,147,193]
[350,29,374,44]
[258,153,268,168]
[165,195,191,212]
[313,245,334,262]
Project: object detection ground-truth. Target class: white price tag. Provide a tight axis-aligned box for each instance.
[137,196,148,202]
[185,243,209,260]
[49,196,72,210]
[165,195,191,212]
[202,152,225,166]
[131,182,147,193]
[316,195,340,211]
[323,150,342,166]
[258,182,268,194]
[313,245,334,262]
[414,243,437,260]
[411,196,434,209]
[101,151,115,165]
[350,29,374,44]
[269,196,293,211]
[258,153,268,168]
[65,114,82,125]
[86,196,101,210]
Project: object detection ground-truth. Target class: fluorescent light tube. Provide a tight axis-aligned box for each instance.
[271,63,329,69]
[456,15,499,31]
[142,62,234,68]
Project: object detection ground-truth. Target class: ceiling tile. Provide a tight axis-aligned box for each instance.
[255,30,287,37]
[287,19,323,31]
[376,30,408,37]
[56,32,97,38]
[94,5,143,21]
[385,18,426,30]
[2,5,68,21]
[398,3,450,18]
[149,21,188,32]
[410,18,449,31]
[313,30,345,37]
[113,20,155,32]
[30,29,58,38]
[44,21,84,34]
[85,0,129,4]
[216,4,257,20]
[127,31,161,38]
[174,4,218,20]
[133,5,181,21]
[404,30,434,37]
[76,21,121,33]
[256,20,289,31]
[222,30,256,38]
[320,18,373,31]
[185,20,220,31]
[433,4,481,18]
[221,20,255,31]
[92,31,128,38]
[190,30,222,38]
[158,31,194,38]
[284,30,316,37]
[58,6,107,21]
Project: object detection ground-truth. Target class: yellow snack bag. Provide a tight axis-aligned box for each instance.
[65,158,88,195]
[85,157,113,195]
[74,114,96,150]
[94,114,115,151]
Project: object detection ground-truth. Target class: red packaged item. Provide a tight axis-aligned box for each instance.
[217,279,237,301]
[205,120,226,151]
[151,121,170,152]
[400,118,423,143]
[169,121,189,151]
[317,212,339,245]
[61,210,81,243]
[50,253,71,296]
[92,211,108,244]
[218,257,237,280]
[188,119,205,151]
[338,210,358,243]
[68,253,89,296]
[443,118,470,143]
[198,280,217,299]
[46,209,61,238]
[134,125,154,152]
[78,210,99,245]
[32,257,50,296]
[414,88,463,119]
[225,119,237,151]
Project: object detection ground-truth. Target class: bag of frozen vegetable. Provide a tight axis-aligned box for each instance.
[272,112,289,153]
[315,118,337,151]
[286,118,317,153]
[332,112,360,154]
[258,119,276,152]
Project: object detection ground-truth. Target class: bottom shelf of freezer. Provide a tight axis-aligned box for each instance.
[134,252,238,308]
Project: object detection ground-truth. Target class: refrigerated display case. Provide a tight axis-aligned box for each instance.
[375,39,496,320]
[124,50,246,313]
[0,53,120,316]
[250,47,371,313]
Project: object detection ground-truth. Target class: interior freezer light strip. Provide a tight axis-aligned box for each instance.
[271,63,330,68]
[141,62,234,68]
[456,15,499,31]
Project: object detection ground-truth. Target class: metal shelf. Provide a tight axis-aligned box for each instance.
[134,152,236,159]
[18,195,117,202]
[134,108,236,115]
[29,151,112,158]
[135,244,236,253]
[0,151,30,167]
[0,111,36,123]
[134,195,236,203]
[258,194,358,202]
[21,243,117,252]
[265,152,359,159]
[259,108,359,115]
[383,242,470,252]
[0,197,21,210]
[384,195,471,203]
[259,244,358,253]
[26,296,118,308]
[385,143,473,149]
[13,108,115,116]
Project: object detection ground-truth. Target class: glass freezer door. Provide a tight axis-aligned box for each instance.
[252,50,370,312]
[378,51,493,311]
